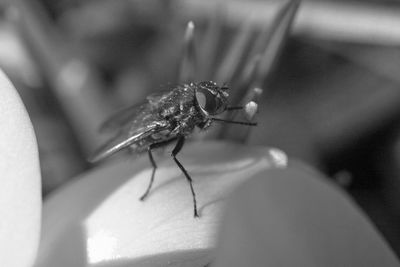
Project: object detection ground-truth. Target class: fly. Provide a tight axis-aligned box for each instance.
[89,81,257,217]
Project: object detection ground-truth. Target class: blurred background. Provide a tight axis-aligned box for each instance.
[1,0,400,257]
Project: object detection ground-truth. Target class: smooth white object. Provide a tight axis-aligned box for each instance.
[35,142,286,267]
[0,70,41,267]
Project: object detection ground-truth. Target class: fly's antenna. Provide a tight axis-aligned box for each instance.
[226,106,243,111]
[211,117,257,126]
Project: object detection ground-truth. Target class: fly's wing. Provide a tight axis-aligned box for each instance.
[99,102,150,133]
[89,120,166,163]
[146,90,170,105]
[91,89,178,162]
[99,91,170,132]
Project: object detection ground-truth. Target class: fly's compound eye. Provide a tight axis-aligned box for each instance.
[195,87,226,115]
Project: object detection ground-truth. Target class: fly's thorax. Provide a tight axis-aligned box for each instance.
[161,89,201,135]
[159,105,177,118]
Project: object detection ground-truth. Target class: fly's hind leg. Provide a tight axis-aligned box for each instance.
[171,136,199,218]
[139,147,157,201]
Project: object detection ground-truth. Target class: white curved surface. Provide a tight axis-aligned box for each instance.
[0,70,41,267]
[36,142,286,267]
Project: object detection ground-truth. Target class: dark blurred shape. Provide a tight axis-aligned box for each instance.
[0,7,87,194]
[7,0,111,153]
[222,0,300,141]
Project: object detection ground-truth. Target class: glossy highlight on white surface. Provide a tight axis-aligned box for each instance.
[267,148,288,167]
[87,229,120,264]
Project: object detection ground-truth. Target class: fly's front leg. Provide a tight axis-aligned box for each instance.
[172,136,199,218]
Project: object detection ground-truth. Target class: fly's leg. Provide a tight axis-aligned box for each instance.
[172,136,199,218]
[139,137,177,201]
[139,147,157,201]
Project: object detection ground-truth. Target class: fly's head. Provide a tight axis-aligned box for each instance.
[194,81,229,118]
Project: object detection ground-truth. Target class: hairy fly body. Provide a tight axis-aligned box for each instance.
[89,81,257,217]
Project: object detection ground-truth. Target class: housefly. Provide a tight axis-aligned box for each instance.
[89,81,257,217]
